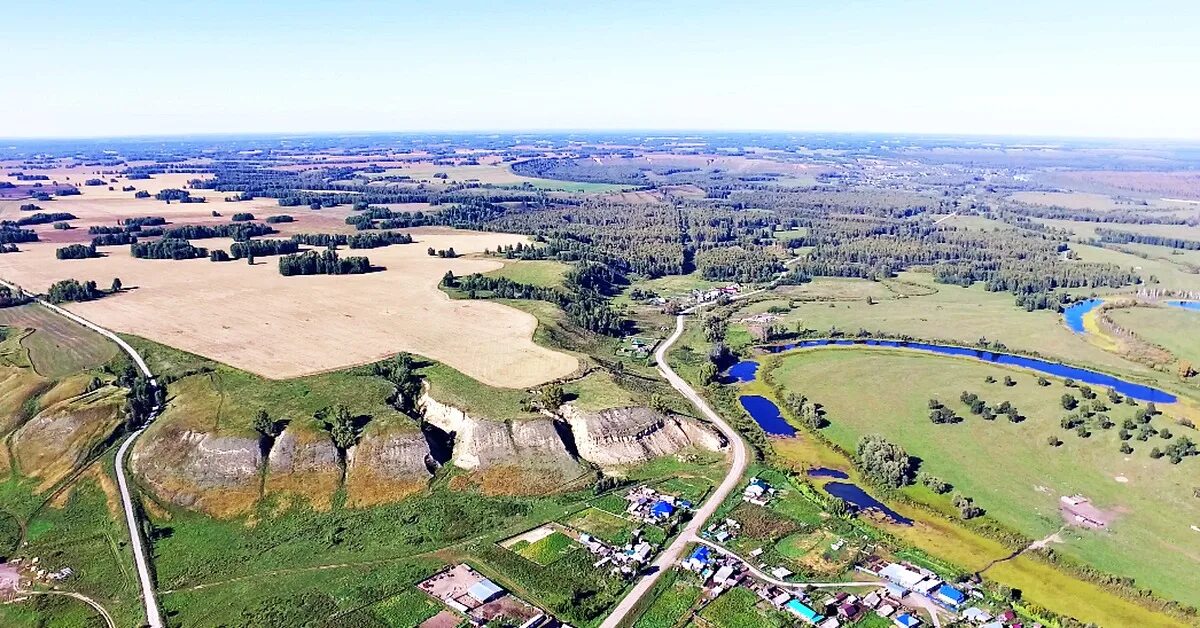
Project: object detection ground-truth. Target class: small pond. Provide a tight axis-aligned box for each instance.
[823,481,913,525]
[737,395,796,437]
[723,360,759,384]
[806,467,849,479]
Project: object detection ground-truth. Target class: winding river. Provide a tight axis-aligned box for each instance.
[761,339,1176,403]
[725,336,1177,439]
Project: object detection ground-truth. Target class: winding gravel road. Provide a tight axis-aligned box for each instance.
[599,313,750,628]
[0,280,163,628]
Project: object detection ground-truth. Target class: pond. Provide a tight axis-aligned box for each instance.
[1062,298,1104,333]
[737,395,796,437]
[806,467,849,479]
[823,481,913,525]
[723,360,759,384]
[761,338,1176,403]
[1166,300,1200,313]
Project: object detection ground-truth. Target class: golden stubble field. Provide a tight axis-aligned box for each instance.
[0,228,580,388]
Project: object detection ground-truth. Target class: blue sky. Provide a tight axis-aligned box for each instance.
[5,0,1199,138]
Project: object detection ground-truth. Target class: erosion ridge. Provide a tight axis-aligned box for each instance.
[130,389,725,516]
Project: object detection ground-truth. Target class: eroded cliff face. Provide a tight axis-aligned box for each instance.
[422,392,584,493]
[345,424,433,507]
[265,424,343,510]
[130,426,263,517]
[560,405,725,467]
[131,387,722,515]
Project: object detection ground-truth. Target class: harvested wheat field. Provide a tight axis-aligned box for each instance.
[0,228,578,388]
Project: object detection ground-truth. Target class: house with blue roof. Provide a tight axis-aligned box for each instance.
[893,612,921,628]
[934,583,966,608]
[784,599,824,625]
[682,546,711,571]
[651,499,676,518]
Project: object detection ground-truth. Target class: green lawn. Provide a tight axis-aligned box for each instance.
[1109,305,1200,366]
[699,586,786,628]
[159,557,443,628]
[769,347,1200,609]
[0,593,110,628]
[483,259,570,288]
[634,569,703,628]
[564,507,639,545]
[514,530,578,565]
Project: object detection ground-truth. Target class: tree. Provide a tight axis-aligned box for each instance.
[323,405,357,451]
[650,394,671,415]
[698,362,718,384]
[921,474,951,494]
[856,434,915,488]
[1003,375,1016,387]
[1047,435,1062,447]
[539,384,566,410]
[1120,443,1133,454]
[252,409,282,438]
[703,316,727,343]
[1061,394,1078,410]
[952,493,983,519]
[1037,376,1050,386]
[111,277,122,292]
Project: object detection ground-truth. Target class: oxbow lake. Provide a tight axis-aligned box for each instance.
[737,395,796,437]
[1062,298,1103,333]
[823,481,913,525]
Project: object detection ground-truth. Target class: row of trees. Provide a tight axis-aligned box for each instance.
[1094,228,1200,251]
[444,269,627,335]
[2,212,76,227]
[47,278,104,303]
[0,226,38,245]
[278,250,372,276]
[155,188,204,203]
[0,286,31,308]
[229,239,299,259]
[92,233,137,246]
[162,222,275,241]
[56,243,100,260]
[131,238,208,260]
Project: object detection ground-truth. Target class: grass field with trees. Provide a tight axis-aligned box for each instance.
[768,347,1200,609]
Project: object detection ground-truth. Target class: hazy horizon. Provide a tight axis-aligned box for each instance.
[6,0,1200,139]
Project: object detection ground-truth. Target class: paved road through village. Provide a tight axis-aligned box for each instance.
[599,313,750,628]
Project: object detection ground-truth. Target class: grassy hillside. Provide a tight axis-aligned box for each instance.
[1109,306,1200,367]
